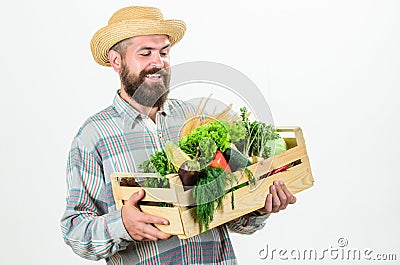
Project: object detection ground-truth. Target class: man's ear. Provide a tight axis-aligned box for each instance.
[108,50,122,73]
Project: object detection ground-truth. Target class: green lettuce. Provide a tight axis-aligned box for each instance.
[179,120,231,158]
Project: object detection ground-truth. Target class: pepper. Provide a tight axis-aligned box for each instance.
[265,163,291,177]
[210,150,232,172]
[272,164,291,174]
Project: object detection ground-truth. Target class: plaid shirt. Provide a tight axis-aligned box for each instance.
[61,92,269,265]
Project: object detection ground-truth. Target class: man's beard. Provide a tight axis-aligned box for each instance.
[120,63,170,108]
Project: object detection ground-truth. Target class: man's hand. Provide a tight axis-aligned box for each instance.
[258,180,297,214]
[122,189,171,241]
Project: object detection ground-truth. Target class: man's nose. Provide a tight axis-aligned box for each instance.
[150,53,164,68]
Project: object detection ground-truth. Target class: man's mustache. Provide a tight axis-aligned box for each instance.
[139,68,169,80]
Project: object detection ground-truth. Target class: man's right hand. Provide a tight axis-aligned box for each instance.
[121,189,171,241]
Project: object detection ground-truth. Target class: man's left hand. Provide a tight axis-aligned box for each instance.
[258,180,297,214]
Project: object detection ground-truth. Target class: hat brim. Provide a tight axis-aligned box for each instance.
[90,19,186,66]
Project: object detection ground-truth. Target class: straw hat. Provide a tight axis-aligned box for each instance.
[90,6,186,66]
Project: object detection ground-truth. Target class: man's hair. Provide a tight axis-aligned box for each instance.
[109,38,133,59]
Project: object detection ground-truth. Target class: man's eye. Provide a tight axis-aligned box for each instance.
[160,51,169,57]
[140,52,151,56]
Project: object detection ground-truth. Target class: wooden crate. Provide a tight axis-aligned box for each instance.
[110,127,314,239]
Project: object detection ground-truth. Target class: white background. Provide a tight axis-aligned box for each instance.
[1,0,399,264]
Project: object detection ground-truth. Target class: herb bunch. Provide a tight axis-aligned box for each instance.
[237,107,280,159]
[193,167,235,231]
[139,150,174,189]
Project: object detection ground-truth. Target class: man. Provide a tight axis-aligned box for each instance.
[61,6,296,265]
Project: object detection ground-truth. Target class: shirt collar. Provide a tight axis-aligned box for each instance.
[113,90,141,123]
[159,99,174,116]
[113,90,176,123]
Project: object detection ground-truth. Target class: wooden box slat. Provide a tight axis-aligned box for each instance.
[141,206,185,235]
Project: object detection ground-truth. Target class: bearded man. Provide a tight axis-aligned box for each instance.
[61,6,296,265]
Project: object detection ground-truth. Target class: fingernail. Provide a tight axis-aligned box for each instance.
[163,220,169,225]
